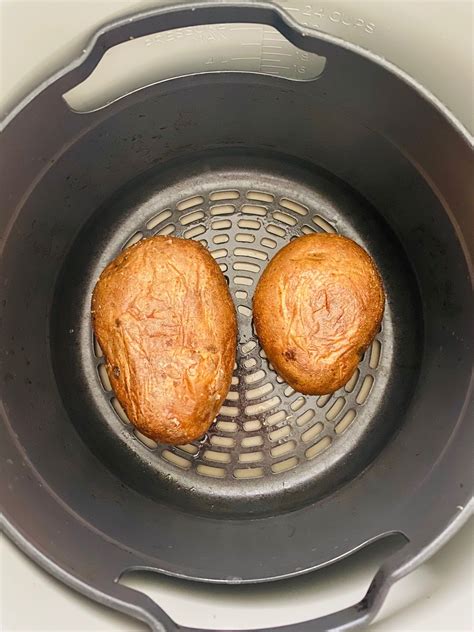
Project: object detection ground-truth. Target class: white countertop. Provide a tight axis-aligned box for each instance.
[1,1,472,630]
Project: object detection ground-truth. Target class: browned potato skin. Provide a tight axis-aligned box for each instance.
[92,236,237,445]
[253,234,384,395]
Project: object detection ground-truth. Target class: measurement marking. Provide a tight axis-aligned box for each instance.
[261,52,292,57]
[261,65,291,70]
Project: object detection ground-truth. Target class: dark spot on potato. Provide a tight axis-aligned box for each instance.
[115,318,121,327]
[113,366,120,378]
[284,349,296,361]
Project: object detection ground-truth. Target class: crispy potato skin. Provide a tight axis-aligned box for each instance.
[92,236,237,444]
[253,234,384,395]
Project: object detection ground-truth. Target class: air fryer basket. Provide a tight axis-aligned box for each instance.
[1,3,472,631]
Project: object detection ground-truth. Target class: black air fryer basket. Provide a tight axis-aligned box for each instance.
[1,3,473,631]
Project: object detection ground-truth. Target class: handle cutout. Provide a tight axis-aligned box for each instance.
[64,24,326,113]
[119,532,407,630]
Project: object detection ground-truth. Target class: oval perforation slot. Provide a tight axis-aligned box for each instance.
[210,190,239,201]
[284,385,295,397]
[243,419,262,432]
[157,224,176,236]
[235,290,247,300]
[241,204,267,217]
[335,409,357,434]
[245,396,281,416]
[177,195,204,211]
[326,397,345,421]
[225,391,239,402]
[356,375,374,404]
[180,210,205,225]
[233,261,260,273]
[241,340,256,354]
[296,409,315,426]
[246,382,274,400]
[238,305,252,317]
[219,405,239,417]
[98,364,112,391]
[111,397,130,424]
[280,198,308,216]
[290,396,305,411]
[345,369,359,393]
[162,449,191,469]
[244,369,266,385]
[305,436,332,460]
[266,410,287,427]
[211,248,228,260]
[369,339,382,369]
[177,443,199,455]
[239,451,264,464]
[210,435,236,448]
[213,234,229,244]
[146,209,172,230]
[271,456,298,474]
[269,425,291,442]
[317,394,332,408]
[231,376,239,386]
[219,263,227,273]
[135,430,158,450]
[216,421,238,433]
[313,215,336,233]
[266,224,286,237]
[123,231,143,249]
[301,225,316,235]
[234,467,264,479]
[272,211,297,226]
[183,224,205,239]
[247,191,274,203]
[203,450,231,464]
[93,337,103,358]
[197,464,226,478]
[210,204,235,216]
[244,358,257,369]
[238,219,261,230]
[302,422,324,443]
[235,233,255,243]
[271,440,296,458]
[241,436,264,448]
[234,247,267,261]
[212,219,232,230]
[234,275,253,286]
[261,237,277,249]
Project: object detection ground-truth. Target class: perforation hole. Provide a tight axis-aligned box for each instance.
[244,369,266,385]
[238,305,252,317]
[203,450,231,464]
[180,210,205,225]
[261,237,277,248]
[111,397,130,424]
[272,456,298,473]
[212,219,232,230]
[210,435,236,448]
[231,376,239,386]
[245,396,281,416]
[244,358,257,369]
[183,225,205,239]
[280,198,308,216]
[266,224,286,237]
[233,261,260,273]
[241,436,264,448]
[146,209,172,230]
[135,430,158,450]
[234,247,267,261]
[313,215,336,233]
[241,340,256,354]
[356,375,374,404]
[305,436,332,460]
[238,219,261,230]
[296,409,315,426]
[93,337,103,358]
[345,369,359,393]
[234,275,253,286]
[123,231,143,249]
[211,248,228,259]
[272,211,297,226]
[216,421,238,433]
[326,397,345,421]
[284,386,295,397]
[162,449,191,469]
[301,225,316,235]
[269,425,291,441]
[246,382,274,400]
[317,394,332,407]
[177,444,199,455]
[335,409,357,434]
[219,263,227,273]
[98,364,112,391]
[369,339,382,369]
[241,203,268,217]
[290,396,305,411]
[210,190,239,201]
[213,234,229,244]
[210,204,235,216]
[235,290,247,300]
[234,467,264,479]
[247,191,274,202]
[271,440,296,458]
[266,410,287,426]
[235,233,255,243]
[239,451,264,464]
[157,224,176,236]
[302,422,324,443]
[219,405,239,417]
[243,419,261,432]
[197,464,226,478]
[225,391,239,402]
[177,195,204,211]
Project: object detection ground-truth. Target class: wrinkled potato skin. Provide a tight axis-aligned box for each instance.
[253,234,384,395]
[92,236,237,444]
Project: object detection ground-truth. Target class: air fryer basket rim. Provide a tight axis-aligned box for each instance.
[1,2,473,631]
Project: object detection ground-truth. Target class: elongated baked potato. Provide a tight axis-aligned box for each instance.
[92,236,237,444]
[253,234,384,395]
